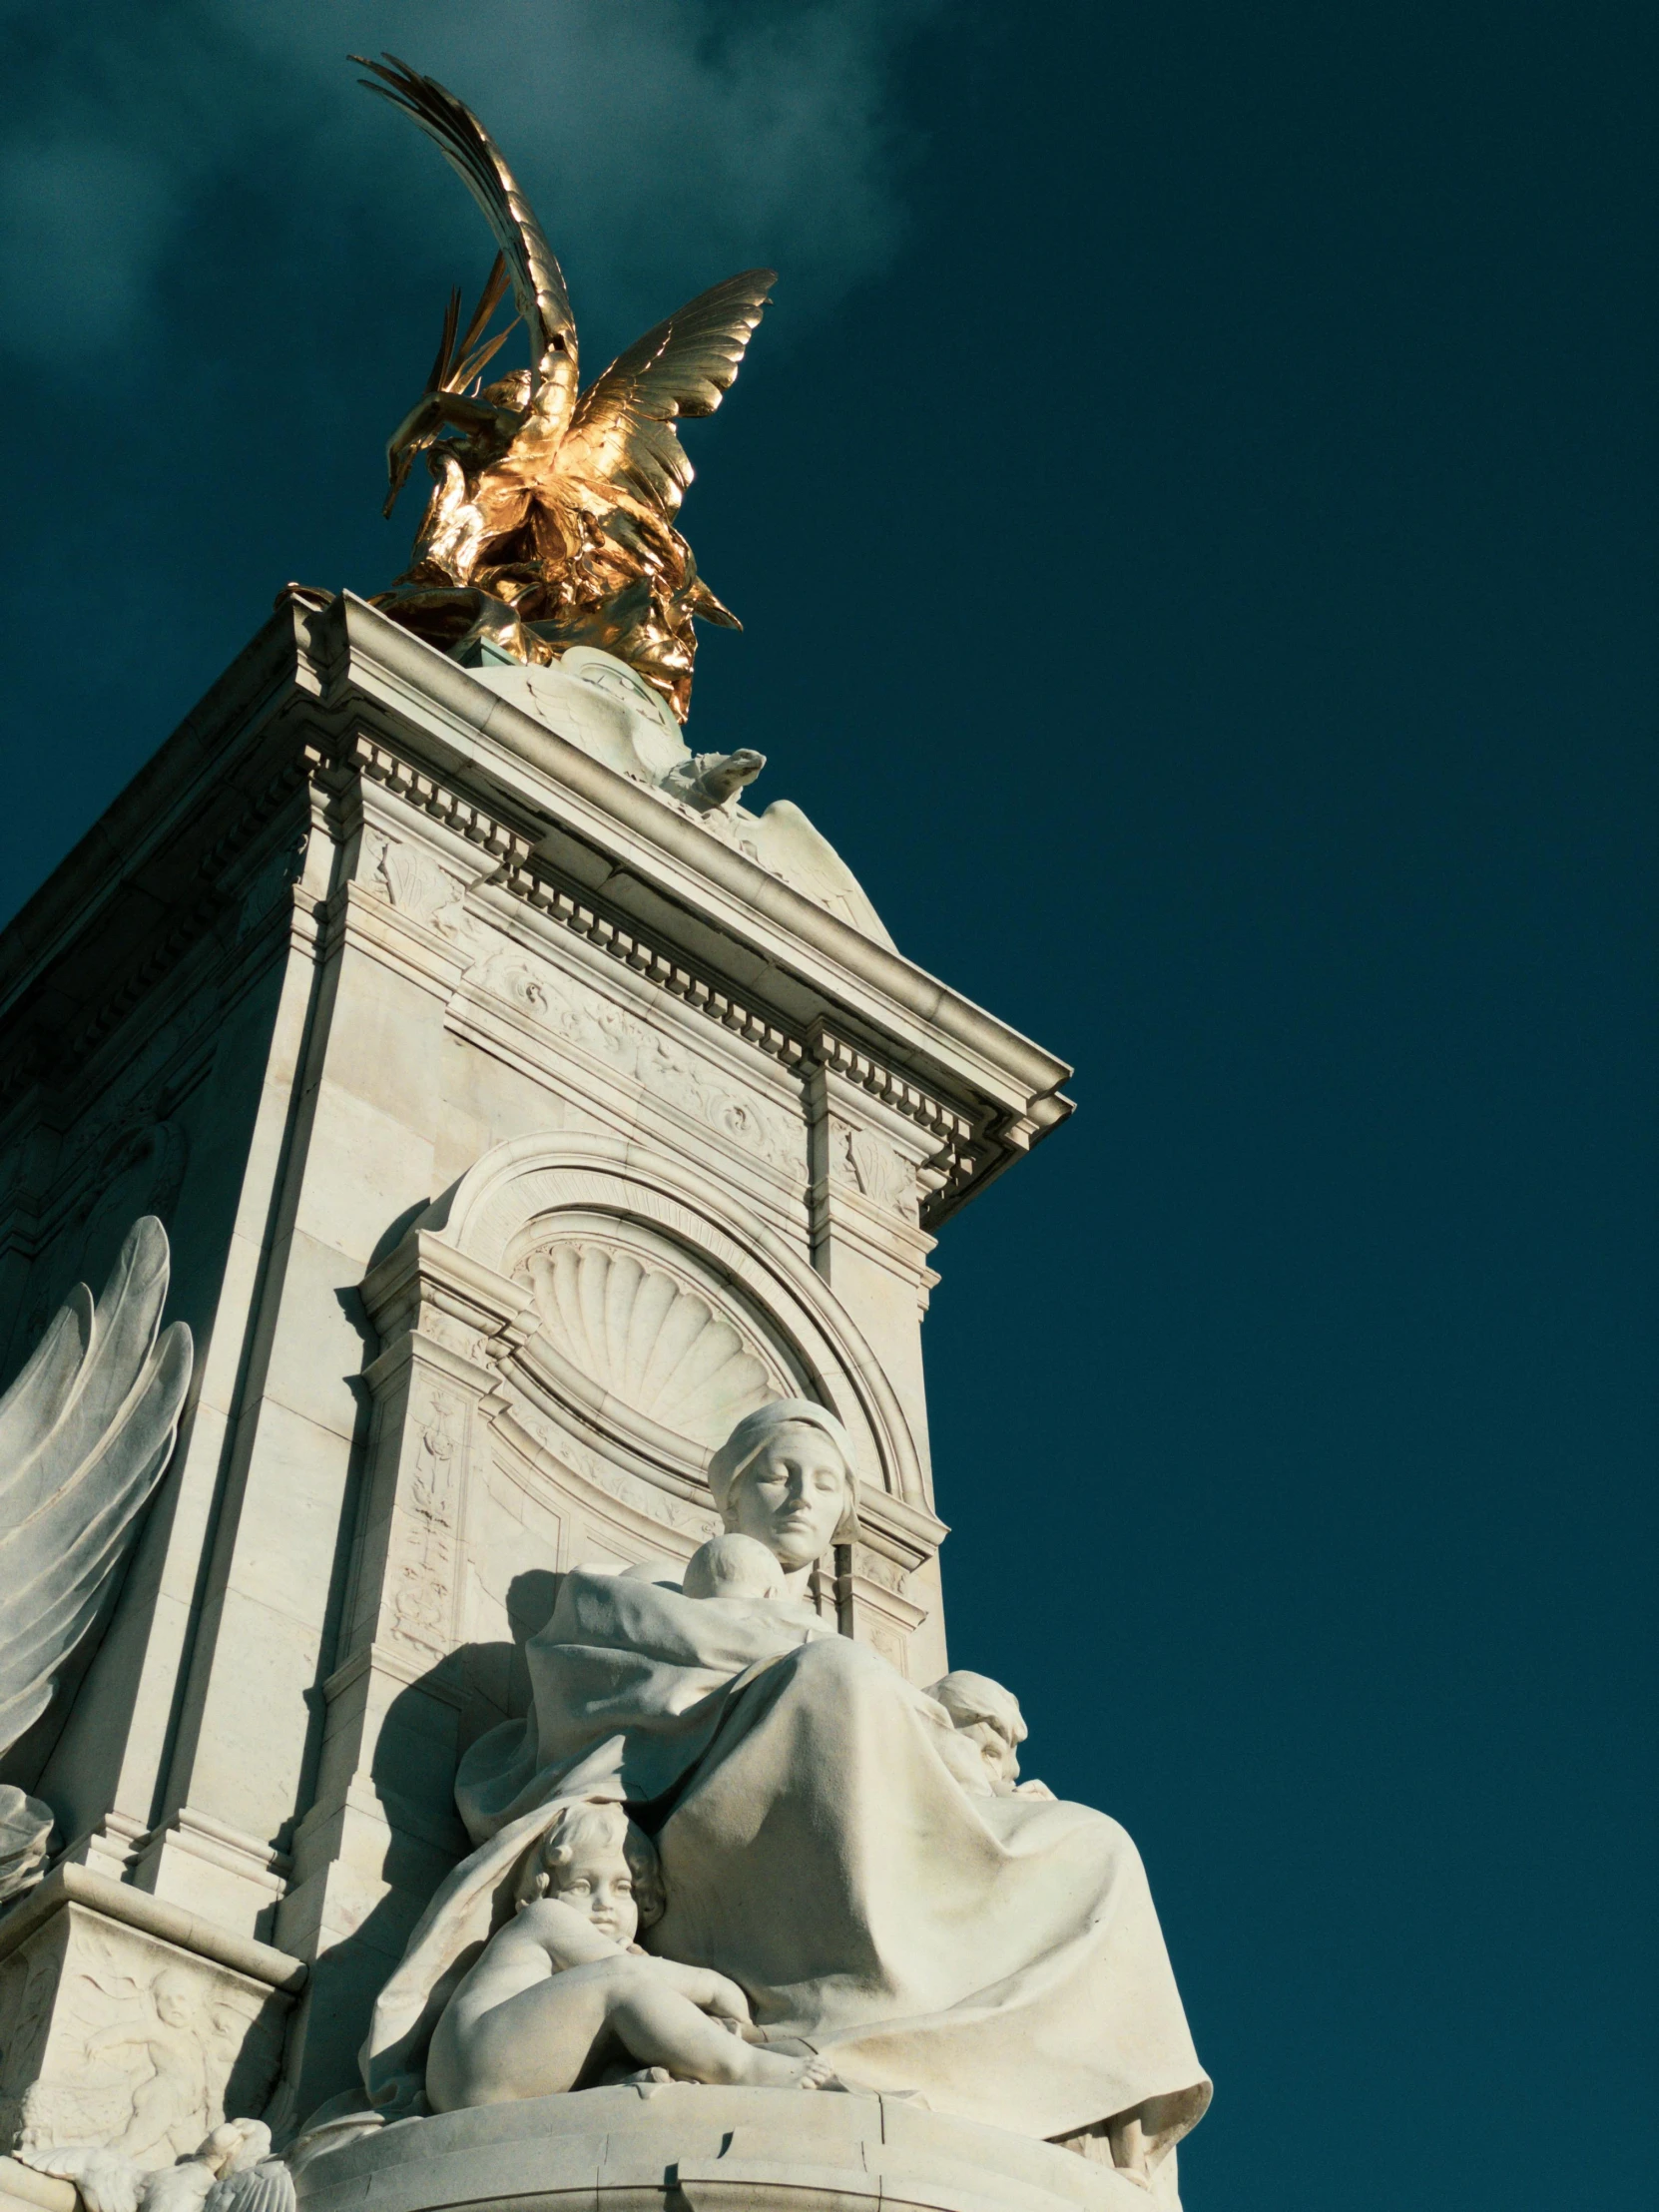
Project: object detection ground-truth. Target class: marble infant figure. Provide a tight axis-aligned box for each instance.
[680,1530,786,1602]
[926,1671,1055,1800]
[424,1800,835,2109]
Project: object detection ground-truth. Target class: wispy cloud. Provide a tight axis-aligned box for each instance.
[0,0,943,369]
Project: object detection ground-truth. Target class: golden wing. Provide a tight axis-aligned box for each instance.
[554,270,777,522]
[355,54,579,430]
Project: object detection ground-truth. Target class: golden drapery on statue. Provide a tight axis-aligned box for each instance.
[356,56,775,722]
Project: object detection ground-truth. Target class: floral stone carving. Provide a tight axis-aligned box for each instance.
[475,950,805,1180]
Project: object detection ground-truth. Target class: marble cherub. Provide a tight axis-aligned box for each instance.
[424,1799,836,2108]
[680,1529,786,1601]
[622,1528,828,1635]
[927,1671,1055,1800]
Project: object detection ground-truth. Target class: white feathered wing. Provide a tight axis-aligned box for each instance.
[0,1216,192,1763]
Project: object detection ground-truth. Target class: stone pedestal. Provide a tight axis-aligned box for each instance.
[0,1868,300,2166]
[293,2085,1168,2212]
[0,597,1071,2138]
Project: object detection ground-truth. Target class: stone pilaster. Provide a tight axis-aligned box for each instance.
[275,1237,533,2104]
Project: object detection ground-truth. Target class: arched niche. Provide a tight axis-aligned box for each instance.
[425,1130,928,1514]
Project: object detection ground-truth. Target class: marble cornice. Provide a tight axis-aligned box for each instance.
[314,597,1073,1155]
[0,1861,306,1991]
[0,589,1074,1226]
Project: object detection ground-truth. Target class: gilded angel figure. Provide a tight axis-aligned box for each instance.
[356,56,775,722]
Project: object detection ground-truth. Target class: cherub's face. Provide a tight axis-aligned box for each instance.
[547,1839,639,1944]
[154,1975,195,2028]
[959,1719,1020,1789]
[730,1424,848,1570]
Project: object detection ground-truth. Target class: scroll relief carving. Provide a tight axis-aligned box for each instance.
[386,1387,466,1662]
[828,1115,918,1221]
[475,949,805,1180]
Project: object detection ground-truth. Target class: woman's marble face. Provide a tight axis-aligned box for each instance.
[729,1423,849,1569]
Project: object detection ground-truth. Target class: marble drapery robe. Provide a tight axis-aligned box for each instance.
[361,1570,1210,2149]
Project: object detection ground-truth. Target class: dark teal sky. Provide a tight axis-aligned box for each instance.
[2,7,1654,2208]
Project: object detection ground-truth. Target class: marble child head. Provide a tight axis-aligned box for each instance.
[928,1671,1028,1791]
[152,1965,198,2028]
[706,1399,859,1573]
[682,1530,787,1602]
[514,1801,664,1940]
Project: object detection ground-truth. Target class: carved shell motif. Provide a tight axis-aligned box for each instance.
[525,1241,779,1448]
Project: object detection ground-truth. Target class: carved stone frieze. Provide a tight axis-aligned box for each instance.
[0,1903,288,2168]
[495,1398,721,1546]
[470,947,806,1180]
[850,1542,912,1597]
[417,1310,491,1366]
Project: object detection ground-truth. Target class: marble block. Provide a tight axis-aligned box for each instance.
[0,1869,299,2169]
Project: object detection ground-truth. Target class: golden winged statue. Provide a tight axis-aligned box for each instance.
[356,55,775,722]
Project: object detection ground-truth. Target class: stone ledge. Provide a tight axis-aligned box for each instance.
[0,1863,307,1992]
[294,2084,1155,2212]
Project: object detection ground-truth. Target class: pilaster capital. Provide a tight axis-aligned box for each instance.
[360,1228,536,1375]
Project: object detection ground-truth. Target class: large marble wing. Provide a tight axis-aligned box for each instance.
[0,1217,192,1762]
[354,55,579,411]
[556,270,777,522]
[745,802,896,950]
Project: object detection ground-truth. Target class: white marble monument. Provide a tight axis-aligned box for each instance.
[0,595,1207,2212]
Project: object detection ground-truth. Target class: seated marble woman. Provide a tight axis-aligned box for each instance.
[366,1399,1209,2185]
[424,1800,836,2108]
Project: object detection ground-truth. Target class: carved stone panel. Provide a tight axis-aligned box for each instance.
[363,832,471,936]
[463,945,806,1183]
[828,1115,918,1223]
[383,1383,470,1667]
[0,1903,289,2167]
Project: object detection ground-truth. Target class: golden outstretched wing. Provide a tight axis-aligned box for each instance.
[354,53,579,423]
[556,270,777,520]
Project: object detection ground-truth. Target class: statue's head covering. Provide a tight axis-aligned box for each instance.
[706,1397,860,1546]
[927,1669,1028,1746]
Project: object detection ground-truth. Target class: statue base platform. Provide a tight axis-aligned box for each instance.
[293,2084,1161,2212]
